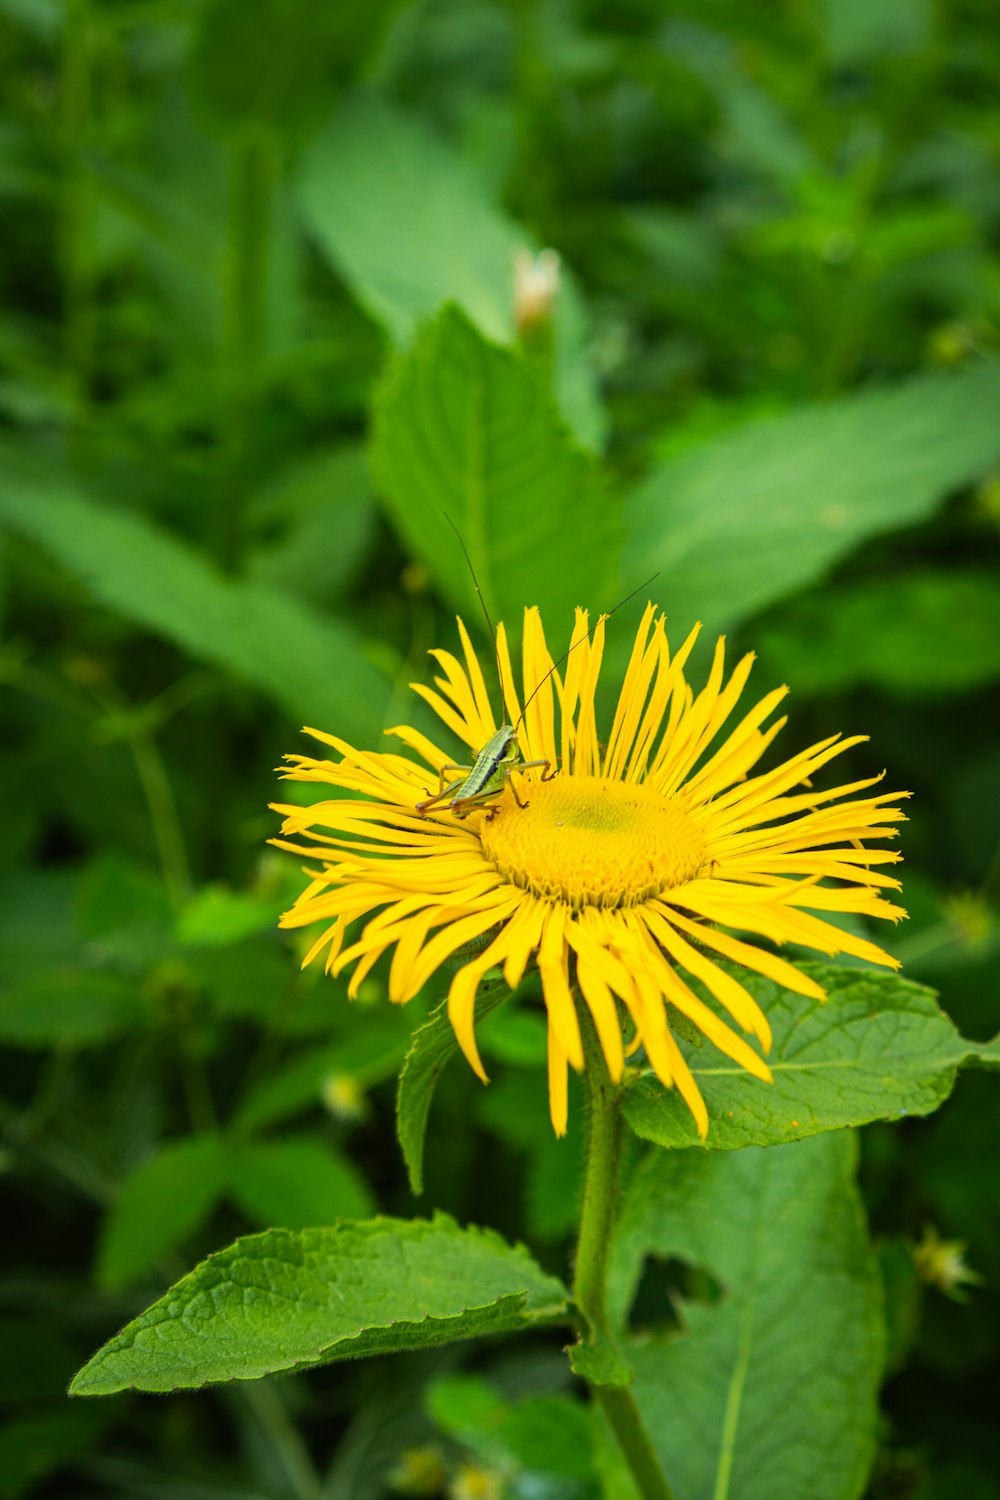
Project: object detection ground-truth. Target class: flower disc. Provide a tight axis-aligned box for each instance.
[481,777,707,909]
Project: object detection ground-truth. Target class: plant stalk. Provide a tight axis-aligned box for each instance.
[573,1005,675,1500]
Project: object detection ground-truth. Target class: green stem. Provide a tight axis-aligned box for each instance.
[573,1014,625,1330]
[234,1384,324,1500]
[573,1008,676,1500]
[595,1386,676,1500]
[127,729,192,913]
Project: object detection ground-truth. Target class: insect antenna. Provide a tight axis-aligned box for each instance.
[514,574,659,735]
[442,512,657,752]
[444,513,514,725]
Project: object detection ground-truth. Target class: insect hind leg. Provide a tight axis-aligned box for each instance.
[505,758,550,808]
[416,763,472,815]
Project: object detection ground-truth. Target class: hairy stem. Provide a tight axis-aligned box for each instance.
[573,1006,675,1500]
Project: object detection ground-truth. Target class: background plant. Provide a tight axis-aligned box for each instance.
[1,0,999,1497]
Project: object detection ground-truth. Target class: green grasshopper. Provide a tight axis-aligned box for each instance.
[415,719,548,819]
[415,521,654,819]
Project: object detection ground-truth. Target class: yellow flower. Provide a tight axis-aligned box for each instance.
[272,606,907,1137]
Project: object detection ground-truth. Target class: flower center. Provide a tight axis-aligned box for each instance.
[479,775,707,909]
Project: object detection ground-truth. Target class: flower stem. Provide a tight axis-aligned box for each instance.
[573,1007,675,1500]
[573,1014,624,1330]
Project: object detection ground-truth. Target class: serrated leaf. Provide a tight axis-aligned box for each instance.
[371,306,618,631]
[622,963,989,1151]
[623,365,1000,634]
[97,1135,230,1290]
[396,983,509,1195]
[297,96,605,449]
[607,1134,883,1500]
[70,1215,571,1395]
[226,1136,375,1228]
[0,446,392,742]
[757,568,1000,698]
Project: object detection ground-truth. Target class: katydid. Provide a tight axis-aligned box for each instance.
[415,520,654,819]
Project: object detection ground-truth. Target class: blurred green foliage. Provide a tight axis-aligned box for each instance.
[1,0,998,1495]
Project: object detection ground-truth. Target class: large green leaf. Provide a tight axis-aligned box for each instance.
[623,964,997,1151]
[70,1215,571,1395]
[396,983,509,1195]
[623,365,1000,634]
[0,446,392,742]
[608,1133,883,1500]
[97,1135,230,1290]
[371,306,619,632]
[226,1136,375,1229]
[297,95,605,449]
[756,567,1000,697]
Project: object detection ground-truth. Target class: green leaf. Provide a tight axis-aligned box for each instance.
[97,1135,230,1290]
[427,1376,598,1485]
[608,1133,883,1500]
[0,870,77,980]
[623,365,1000,634]
[76,853,172,970]
[568,1333,632,1389]
[0,446,392,742]
[245,445,375,605]
[188,0,395,134]
[0,1409,108,1500]
[189,940,298,1027]
[297,96,605,449]
[496,1395,598,1484]
[823,0,932,65]
[226,1136,375,1228]
[666,21,816,187]
[476,1071,586,1240]
[0,968,144,1050]
[426,1372,508,1436]
[234,1020,409,1133]
[396,982,509,1195]
[757,568,1000,698]
[371,306,618,631]
[478,1002,549,1067]
[70,1215,571,1395]
[176,883,279,948]
[623,963,990,1151]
